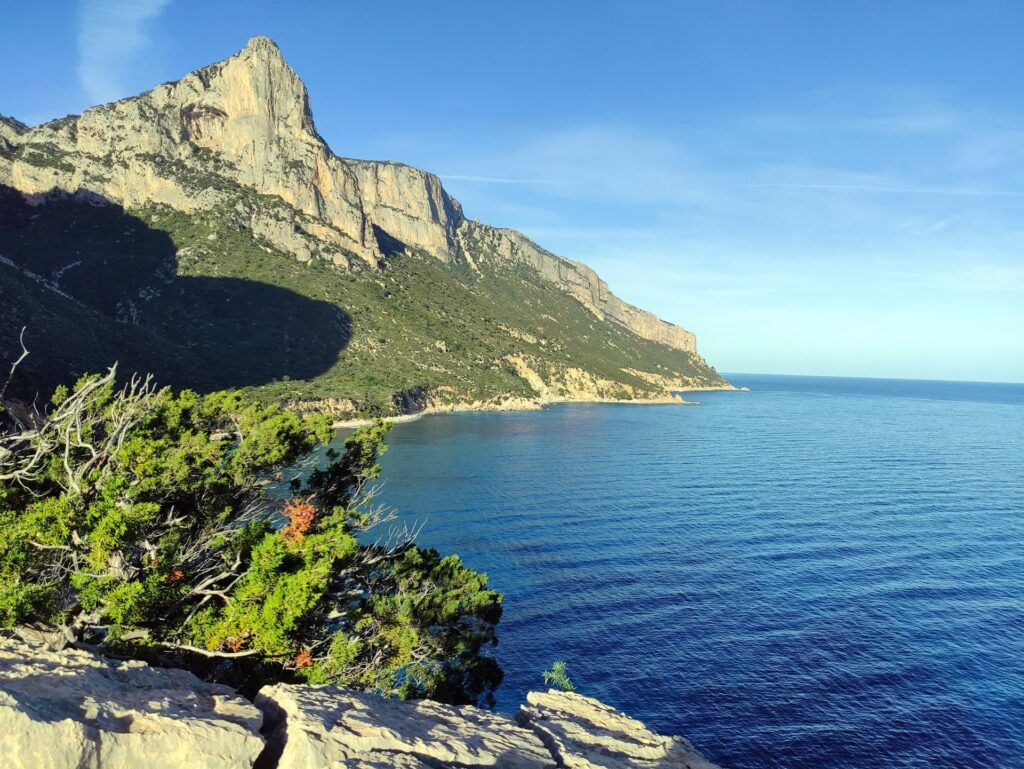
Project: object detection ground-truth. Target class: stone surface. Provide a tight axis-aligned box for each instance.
[517,690,721,769]
[0,637,264,769]
[0,639,723,769]
[255,683,556,769]
[2,35,699,354]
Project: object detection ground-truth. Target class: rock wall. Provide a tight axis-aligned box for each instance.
[1,36,699,354]
[0,637,723,769]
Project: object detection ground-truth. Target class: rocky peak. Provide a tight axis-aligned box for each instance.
[244,34,284,57]
[177,34,319,158]
[3,36,703,355]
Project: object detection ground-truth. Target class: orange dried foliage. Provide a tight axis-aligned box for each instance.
[281,497,317,543]
[165,569,184,584]
[294,648,313,669]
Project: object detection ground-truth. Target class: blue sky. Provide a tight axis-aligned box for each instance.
[2,1,1022,382]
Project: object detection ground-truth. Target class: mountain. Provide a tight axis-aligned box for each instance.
[0,36,728,416]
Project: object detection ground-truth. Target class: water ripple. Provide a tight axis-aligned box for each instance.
[364,375,1024,769]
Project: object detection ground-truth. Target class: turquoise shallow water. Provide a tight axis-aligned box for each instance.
[357,374,1023,768]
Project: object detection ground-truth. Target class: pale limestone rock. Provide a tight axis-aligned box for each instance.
[505,355,691,402]
[256,683,556,769]
[0,115,27,185]
[516,690,721,769]
[351,160,463,262]
[0,638,264,769]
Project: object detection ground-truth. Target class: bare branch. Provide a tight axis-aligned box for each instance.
[154,642,262,658]
[0,327,28,405]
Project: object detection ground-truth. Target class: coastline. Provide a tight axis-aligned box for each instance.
[330,384,740,429]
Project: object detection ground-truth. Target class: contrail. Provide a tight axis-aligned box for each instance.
[742,182,1024,197]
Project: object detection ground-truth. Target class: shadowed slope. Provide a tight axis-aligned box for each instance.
[0,185,350,397]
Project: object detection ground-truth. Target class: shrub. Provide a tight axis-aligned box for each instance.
[0,368,503,704]
[542,660,575,691]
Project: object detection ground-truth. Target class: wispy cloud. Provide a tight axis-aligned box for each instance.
[440,174,555,185]
[77,0,171,104]
[740,182,1024,197]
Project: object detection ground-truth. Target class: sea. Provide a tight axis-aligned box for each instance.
[347,374,1024,769]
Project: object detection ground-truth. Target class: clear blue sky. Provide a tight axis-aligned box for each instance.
[2,1,1022,382]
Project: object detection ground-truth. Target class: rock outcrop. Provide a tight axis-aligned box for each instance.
[517,691,720,769]
[255,683,722,769]
[255,684,555,769]
[0,638,724,769]
[1,35,697,354]
[0,638,264,769]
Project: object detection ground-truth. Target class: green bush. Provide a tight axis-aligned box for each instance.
[542,660,575,691]
[0,369,503,704]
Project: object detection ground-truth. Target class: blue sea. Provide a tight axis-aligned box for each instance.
[359,374,1024,769]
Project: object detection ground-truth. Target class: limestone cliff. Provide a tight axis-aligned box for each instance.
[3,36,697,355]
[1,36,729,410]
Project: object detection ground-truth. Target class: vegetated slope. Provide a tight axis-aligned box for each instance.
[0,37,727,415]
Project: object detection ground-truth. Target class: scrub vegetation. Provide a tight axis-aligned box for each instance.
[0,368,503,705]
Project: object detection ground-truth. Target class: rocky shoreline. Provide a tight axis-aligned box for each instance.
[330,386,740,429]
[0,637,722,769]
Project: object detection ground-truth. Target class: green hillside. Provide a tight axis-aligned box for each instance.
[0,187,724,415]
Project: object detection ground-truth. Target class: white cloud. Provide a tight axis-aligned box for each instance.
[77,0,171,104]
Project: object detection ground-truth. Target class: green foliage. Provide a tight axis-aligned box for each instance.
[542,660,575,692]
[0,374,503,704]
[12,142,76,172]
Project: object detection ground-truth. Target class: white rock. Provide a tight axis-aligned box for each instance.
[0,638,264,769]
[255,683,556,769]
[516,690,721,769]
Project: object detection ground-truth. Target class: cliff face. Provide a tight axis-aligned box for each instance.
[2,36,695,355]
[0,36,726,410]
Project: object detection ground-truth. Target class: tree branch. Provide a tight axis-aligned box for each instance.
[0,326,28,405]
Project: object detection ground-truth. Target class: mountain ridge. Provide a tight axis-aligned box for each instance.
[0,35,727,415]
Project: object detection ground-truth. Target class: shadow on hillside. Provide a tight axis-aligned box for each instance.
[0,184,350,395]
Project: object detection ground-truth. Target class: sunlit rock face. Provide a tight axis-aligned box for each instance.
[255,683,724,769]
[0,638,724,769]
[3,35,697,354]
[0,638,264,769]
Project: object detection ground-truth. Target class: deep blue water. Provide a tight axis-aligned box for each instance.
[357,374,1024,769]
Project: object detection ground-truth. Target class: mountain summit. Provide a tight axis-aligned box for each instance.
[0,37,727,415]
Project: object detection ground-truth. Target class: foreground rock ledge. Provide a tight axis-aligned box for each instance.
[0,637,722,769]
[255,683,554,769]
[516,690,720,769]
[0,638,264,769]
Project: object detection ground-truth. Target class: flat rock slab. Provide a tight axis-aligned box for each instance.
[256,683,556,769]
[0,637,264,769]
[516,690,721,769]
